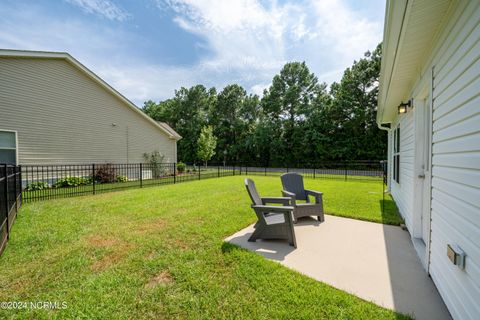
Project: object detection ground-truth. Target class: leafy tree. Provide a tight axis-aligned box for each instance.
[197,126,217,167]
[143,85,216,162]
[142,44,386,165]
[261,61,323,165]
[209,84,261,163]
[329,43,385,160]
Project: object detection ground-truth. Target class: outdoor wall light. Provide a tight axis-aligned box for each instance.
[398,100,412,114]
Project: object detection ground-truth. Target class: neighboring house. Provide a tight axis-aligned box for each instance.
[378,1,479,319]
[0,49,181,165]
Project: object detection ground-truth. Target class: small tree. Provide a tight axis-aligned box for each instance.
[197,126,217,167]
[143,151,165,178]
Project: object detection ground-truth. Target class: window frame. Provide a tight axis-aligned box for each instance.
[392,125,400,184]
[0,130,18,165]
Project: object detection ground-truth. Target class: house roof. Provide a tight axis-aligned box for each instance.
[157,122,182,140]
[377,0,454,125]
[0,49,181,141]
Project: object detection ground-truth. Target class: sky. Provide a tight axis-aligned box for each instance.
[0,0,386,106]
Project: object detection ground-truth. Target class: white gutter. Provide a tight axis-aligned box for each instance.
[377,0,409,125]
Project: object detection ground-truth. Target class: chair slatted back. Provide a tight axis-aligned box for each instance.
[281,173,307,200]
[245,178,262,205]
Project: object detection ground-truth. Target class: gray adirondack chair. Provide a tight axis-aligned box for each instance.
[244,178,297,248]
[280,173,324,223]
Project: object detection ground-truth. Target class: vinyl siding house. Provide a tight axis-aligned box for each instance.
[0,49,181,165]
[378,1,480,319]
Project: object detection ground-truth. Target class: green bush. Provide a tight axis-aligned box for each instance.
[25,181,50,191]
[116,175,128,183]
[177,162,186,173]
[54,176,89,188]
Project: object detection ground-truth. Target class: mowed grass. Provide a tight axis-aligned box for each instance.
[0,176,406,319]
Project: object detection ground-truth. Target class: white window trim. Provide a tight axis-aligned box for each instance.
[0,129,18,165]
[393,125,400,184]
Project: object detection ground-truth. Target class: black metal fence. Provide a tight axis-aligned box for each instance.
[1,161,386,256]
[19,161,385,203]
[0,164,22,255]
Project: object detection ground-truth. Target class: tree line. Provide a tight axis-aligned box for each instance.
[142,44,386,166]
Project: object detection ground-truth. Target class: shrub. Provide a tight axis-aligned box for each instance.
[177,162,186,173]
[25,181,50,191]
[116,175,128,183]
[94,163,117,183]
[143,151,166,178]
[54,176,89,188]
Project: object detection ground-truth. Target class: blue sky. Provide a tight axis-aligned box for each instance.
[0,0,385,105]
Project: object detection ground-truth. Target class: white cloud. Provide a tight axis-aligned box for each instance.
[0,0,383,105]
[250,83,270,97]
[65,0,130,21]
[159,0,382,88]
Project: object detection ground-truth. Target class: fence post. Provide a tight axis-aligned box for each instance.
[14,166,18,211]
[4,164,9,240]
[18,165,22,206]
[313,167,316,179]
[92,164,96,195]
[245,165,248,175]
[233,164,235,176]
[218,165,220,178]
[198,165,201,180]
[344,166,347,181]
[140,163,143,188]
[174,163,177,184]
[264,166,267,176]
[382,178,385,216]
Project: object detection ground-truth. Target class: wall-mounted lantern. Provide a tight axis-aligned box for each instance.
[398,100,412,114]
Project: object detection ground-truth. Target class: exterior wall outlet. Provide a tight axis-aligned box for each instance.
[447,244,466,270]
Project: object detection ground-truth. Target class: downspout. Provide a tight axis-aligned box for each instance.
[378,123,391,192]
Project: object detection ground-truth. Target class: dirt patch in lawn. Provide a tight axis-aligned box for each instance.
[145,270,173,289]
[169,238,189,250]
[86,235,120,247]
[133,218,167,235]
[91,244,132,272]
[83,235,133,272]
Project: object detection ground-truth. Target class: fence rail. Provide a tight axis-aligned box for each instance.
[19,161,385,203]
[0,164,22,255]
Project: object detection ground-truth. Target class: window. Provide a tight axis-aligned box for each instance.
[393,126,400,183]
[0,131,17,164]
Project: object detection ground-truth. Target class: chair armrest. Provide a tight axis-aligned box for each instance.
[261,197,291,205]
[252,205,295,225]
[305,189,323,197]
[305,189,323,204]
[251,205,294,213]
[281,190,297,205]
[282,190,296,197]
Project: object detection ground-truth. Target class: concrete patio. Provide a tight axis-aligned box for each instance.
[226,215,451,320]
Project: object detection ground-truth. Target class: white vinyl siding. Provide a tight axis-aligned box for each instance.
[428,2,480,319]
[390,110,415,230]
[0,58,176,164]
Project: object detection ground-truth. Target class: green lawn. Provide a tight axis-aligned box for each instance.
[0,176,406,319]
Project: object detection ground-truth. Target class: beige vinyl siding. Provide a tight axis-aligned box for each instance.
[429,2,480,319]
[0,57,176,164]
[390,110,415,230]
